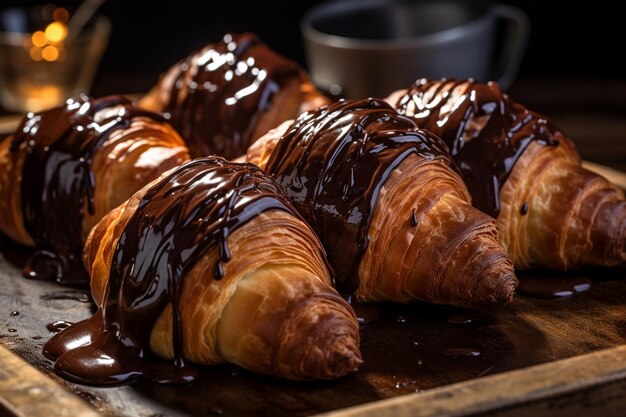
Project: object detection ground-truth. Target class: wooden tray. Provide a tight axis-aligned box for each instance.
[2,237,626,416]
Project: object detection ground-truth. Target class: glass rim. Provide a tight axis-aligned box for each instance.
[0,14,111,46]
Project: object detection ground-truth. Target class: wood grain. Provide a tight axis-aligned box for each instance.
[0,345,100,417]
[318,345,626,417]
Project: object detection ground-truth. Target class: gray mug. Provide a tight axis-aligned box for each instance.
[301,0,529,99]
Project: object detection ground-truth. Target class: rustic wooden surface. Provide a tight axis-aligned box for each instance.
[1,234,626,417]
[319,345,626,417]
[0,345,100,417]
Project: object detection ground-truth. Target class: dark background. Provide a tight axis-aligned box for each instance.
[2,0,624,95]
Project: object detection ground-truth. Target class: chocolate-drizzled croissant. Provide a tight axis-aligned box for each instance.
[43,158,361,384]
[246,99,517,307]
[0,95,190,283]
[388,79,626,269]
[140,32,329,159]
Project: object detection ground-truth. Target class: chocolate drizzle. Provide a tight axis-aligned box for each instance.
[520,202,529,215]
[165,32,303,159]
[265,98,451,294]
[395,78,560,217]
[9,95,166,284]
[43,157,302,385]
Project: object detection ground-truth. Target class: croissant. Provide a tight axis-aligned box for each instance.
[43,157,361,384]
[246,98,517,307]
[388,79,626,269]
[139,32,329,159]
[0,95,190,284]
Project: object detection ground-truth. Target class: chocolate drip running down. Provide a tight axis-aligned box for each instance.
[9,95,167,284]
[395,79,560,217]
[43,158,303,385]
[265,98,452,294]
[165,32,303,159]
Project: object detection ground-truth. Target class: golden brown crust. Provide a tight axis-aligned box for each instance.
[0,111,190,248]
[84,175,362,380]
[387,84,626,270]
[499,138,626,269]
[141,76,328,155]
[139,48,329,160]
[360,155,516,306]
[0,136,31,245]
[248,122,517,307]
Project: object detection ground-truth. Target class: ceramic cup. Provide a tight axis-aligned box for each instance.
[301,0,529,98]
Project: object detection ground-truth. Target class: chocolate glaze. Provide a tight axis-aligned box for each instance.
[165,32,303,159]
[43,157,306,385]
[447,315,473,324]
[265,98,451,294]
[444,348,481,357]
[350,301,381,325]
[517,271,592,298]
[9,95,167,284]
[520,202,529,215]
[40,290,91,303]
[0,232,32,268]
[46,320,73,333]
[395,78,560,217]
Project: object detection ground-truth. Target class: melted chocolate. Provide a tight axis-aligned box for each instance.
[40,290,91,303]
[43,157,305,385]
[265,98,451,294]
[46,320,73,333]
[444,348,481,357]
[9,95,167,284]
[520,202,529,215]
[0,232,32,268]
[517,271,592,298]
[350,301,381,325]
[447,315,473,324]
[395,78,560,217]
[165,32,303,159]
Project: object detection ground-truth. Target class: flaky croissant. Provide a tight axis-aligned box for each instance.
[43,158,361,384]
[388,79,626,269]
[246,99,517,307]
[0,95,190,283]
[139,32,329,159]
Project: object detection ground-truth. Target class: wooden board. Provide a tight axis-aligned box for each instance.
[1,233,626,417]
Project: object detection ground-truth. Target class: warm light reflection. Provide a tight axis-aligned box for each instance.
[29,47,43,61]
[31,31,47,47]
[42,45,60,61]
[27,16,69,63]
[45,21,68,43]
[16,82,64,112]
[53,7,69,23]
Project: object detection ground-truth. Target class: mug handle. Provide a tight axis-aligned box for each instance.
[491,4,530,90]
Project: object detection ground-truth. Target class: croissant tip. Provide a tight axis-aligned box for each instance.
[497,271,519,306]
[318,337,363,380]
[475,262,518,307]
[585,199,626,267]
